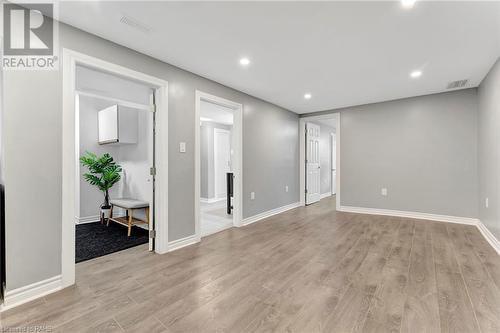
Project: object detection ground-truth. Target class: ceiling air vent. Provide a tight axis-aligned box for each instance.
[446,79,469,90]
[120,15,151,33]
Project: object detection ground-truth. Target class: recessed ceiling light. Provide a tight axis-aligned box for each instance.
[304,93,312,100]
[239,57,250,66]
[410,70,422,78]
[401,0,416,8]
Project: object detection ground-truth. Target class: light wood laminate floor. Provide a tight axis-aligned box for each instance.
[2,196,499,332]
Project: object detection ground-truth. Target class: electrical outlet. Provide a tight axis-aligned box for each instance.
[486,197,489,208]
[179,142,186,153]
[381,188,388,196]
[250,192,255,200]
[285,185,289,192]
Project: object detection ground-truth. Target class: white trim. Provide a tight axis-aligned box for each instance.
[299,113,340,209]
[195,91,243,241]
[200,197,225,204]
[320,192,332,199]
[242,202,301,226]
[76,214,127,224]
[62,49,169,292]
[75,215,100,224]
[0,275,63,312]
[168,234,200,252]
[338,205,479,225]
[477,221,500,256]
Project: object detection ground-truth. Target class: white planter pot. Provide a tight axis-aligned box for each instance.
[101,207,111,218]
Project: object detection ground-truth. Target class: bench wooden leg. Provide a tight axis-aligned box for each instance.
[127,209,133,237]
[107,205,113,226]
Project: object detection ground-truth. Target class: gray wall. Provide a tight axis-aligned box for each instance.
[478,57,500,240]
[4,22,299,290]
[200,121,232,199]
[305,89,478,218]
[243,98,299,217]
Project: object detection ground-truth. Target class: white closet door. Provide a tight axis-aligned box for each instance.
[306,123,321,205]
[331,133,337,195]
[214,128,231,199]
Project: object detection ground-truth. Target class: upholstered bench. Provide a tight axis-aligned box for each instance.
[107,198,150,237]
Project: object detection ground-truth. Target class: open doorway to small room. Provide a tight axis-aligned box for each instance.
[195,91,243,239]
[74,65,156,263]
[299,113,340,208]
[62,49,168,288]
[199,102,233,236]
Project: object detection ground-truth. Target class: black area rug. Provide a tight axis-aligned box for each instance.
[76,221,148,263]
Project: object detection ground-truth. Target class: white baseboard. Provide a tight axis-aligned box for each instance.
[338,205,479,225]
[76,214,128,224]
[320,192,332,199]
[242,202,301,226]
[200,197,225,204]
[0,275,63,312]
[76,215,100,224]
[168,234,200,252]
[477,221,500,256]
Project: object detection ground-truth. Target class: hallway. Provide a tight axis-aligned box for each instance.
[2,196,499,332]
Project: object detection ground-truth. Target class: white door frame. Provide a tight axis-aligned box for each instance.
[299,113,340,209]
[195,91,243,240]
[213,128,231,199]
[331,132,336,195]
[62,49,169,288]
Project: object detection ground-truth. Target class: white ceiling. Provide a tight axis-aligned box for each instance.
[316,118,337,130]
[56,1,500,114]
[200,100,234,125]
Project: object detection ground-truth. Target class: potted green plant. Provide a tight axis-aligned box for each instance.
[80,152,122,220]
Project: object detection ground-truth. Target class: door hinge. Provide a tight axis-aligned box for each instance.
[149,230,156,238]
[305,189,308,194]
[150,104,156,113]
[150,166,156,176]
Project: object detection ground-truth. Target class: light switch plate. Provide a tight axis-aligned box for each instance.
[179,142,186,153]
[250,192,255,200]
[381,188,388,196]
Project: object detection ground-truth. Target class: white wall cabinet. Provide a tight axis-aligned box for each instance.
[98,105,138,145]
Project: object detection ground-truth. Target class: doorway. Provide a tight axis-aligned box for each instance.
[195,91,243,239]
[62,49,168,288]
[299,113,340,208]
[74,64,156,262]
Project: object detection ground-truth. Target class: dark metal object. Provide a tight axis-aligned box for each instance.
[227,172,233,214]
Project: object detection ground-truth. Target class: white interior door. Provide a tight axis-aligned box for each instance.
[306,123,321,204]
[331,133,337,195]
[214,128,231,199]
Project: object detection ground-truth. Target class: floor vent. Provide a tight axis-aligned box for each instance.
[120,15,151,33]
[446,79,469,89]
